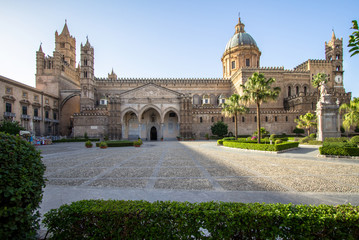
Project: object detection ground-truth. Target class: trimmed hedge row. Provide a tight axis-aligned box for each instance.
[95,140,134,147]
[43,200,359,239]
[319,146,359,156]
[53,138,99,143]
[223,141,299,151]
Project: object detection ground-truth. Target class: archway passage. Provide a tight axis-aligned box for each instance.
[150,127,157,140]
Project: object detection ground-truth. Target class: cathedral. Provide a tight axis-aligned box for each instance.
[2,18,351,139]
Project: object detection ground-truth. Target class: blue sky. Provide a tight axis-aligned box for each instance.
[1,0,358,97]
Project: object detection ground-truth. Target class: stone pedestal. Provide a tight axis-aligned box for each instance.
[316,94,340,141]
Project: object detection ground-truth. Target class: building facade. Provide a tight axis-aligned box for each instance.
[1,18,351,139]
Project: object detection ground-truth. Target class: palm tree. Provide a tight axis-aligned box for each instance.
[311,73,328,101]
[339,97,359,132]
[241,72,281,143]
[294,112,317,136]
[222,94,248,139]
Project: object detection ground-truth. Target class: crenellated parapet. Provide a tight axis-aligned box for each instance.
[94,77,231,86]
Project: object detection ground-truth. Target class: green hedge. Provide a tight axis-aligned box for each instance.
[43,200,359,239]
[0,132,46,239]
[95,140,134,147]
[324,137,350,142]
[319,146,359,156]
[223,141,299,151]
[53,138,99,143]
[217,139,223,145]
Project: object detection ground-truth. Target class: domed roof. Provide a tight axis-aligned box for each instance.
[225,32,258,51]
[224,17,258,51]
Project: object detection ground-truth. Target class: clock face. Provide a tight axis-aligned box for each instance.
[335,75,342,84]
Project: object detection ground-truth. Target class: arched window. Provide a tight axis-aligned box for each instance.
[296,86,299,95]
[200,117,203,123]
[242,116,245,122]
[304,86,307,96]
[254,116,257,122]
[275,116,277,122]
[286,116,288,122]
[221,117,224,122]
[336,66,341,71]
[288,86,291,97]
[211,117,214,122]
[84,71,88,78]
[84,59,88,66]
[232,117,235,122]
[265,116,268,122]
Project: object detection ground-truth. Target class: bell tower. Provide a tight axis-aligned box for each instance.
[325,31,344,91]
[55,20,76,68]
[80,37,95,109]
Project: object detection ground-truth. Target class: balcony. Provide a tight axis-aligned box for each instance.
[33,116,42,121]
[21,114,31,120]
[44,118,52,123]
[4,112,16,118]
[52,119,59,123]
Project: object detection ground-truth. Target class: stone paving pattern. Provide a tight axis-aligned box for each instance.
[40,141,359,193]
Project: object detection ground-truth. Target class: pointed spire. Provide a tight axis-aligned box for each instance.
[60,19,70,36]
[111,68,114,74]
[331,29,336,41]
[38,42,43,52]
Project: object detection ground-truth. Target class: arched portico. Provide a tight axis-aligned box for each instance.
[122,110,140,140]
[139,107,162,140]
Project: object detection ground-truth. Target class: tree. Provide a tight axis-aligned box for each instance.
[294,112,317,136]
[311,73,328,102]
[0,120,25,135]
[241,72,280,143]
[339,97,359,132]
[221,94,248,139]
[348,20,359,57]
[211,121,228,138]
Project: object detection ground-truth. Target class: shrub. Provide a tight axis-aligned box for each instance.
[43,200,359,239]
[95,140,134,147]
[0,120,25,135]
[134,139,143,146]
[306,140,322,145]
[269,134,276,140]
[300,136,310,143]
[223,141,299,151]
[217,139,223,145]
[309,133,316,138]
[0,132,46,239]
[222,137,235,141]
[85,140,93,147]
[99,141,107,148]
[84,132,88,140]
[293,127,304,135]
[275,139,282,144]
[53,138,100,143]
[319,146,359,156]
[253,127,269,137]
[350,136,359,145]
[210,121,228,138]
[324,137,350,143]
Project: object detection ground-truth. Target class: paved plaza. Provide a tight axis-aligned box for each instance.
[38,141,359,213]
[38,140,359,216]
[37,141,359,235]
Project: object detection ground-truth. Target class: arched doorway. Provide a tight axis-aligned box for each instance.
[150,126,157,140]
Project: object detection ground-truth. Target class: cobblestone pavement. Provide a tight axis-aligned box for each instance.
[40,141,359,193]
[38,141,359,213]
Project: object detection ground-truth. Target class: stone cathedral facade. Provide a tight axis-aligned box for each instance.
[32,18,351,140]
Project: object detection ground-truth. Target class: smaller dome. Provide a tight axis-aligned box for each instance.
[225,32,258,51]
